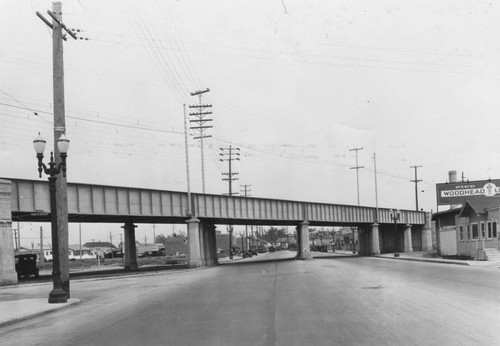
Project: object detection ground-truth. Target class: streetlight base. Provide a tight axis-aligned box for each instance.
[48,288,68,304]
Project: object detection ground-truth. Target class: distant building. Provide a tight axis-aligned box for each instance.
[83,241,115,258]
[69,245,94,259]
[333,227,358,251]
[136,243,165,257]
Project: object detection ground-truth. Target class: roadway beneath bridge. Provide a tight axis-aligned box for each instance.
[1,254,499,345]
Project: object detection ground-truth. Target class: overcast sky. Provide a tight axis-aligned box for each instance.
[2,0,500,247]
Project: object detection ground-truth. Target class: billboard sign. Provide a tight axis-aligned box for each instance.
[436,179,500,205]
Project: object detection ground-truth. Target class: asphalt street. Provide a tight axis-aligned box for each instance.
[1,252,500,346]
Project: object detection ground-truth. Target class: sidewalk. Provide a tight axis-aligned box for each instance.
[0,297,80,328]
[0,263,190,328]
[312,249,500,268]
[375,251,500,267]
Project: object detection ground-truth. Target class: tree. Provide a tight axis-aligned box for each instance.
[155,234,167,244]
[263,227,287,243]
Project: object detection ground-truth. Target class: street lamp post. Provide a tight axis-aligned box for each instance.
[33,132,70,303]
[390,209,401,257]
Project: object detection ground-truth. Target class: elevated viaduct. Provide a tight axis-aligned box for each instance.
[0,179,431,284]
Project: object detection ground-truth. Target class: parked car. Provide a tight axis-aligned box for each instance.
[249,248,258,256]
[242,251,253,258]
[268,247,276,253]
[15,254,39,279]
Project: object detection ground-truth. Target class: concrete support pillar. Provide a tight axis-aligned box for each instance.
[296,221,313,260]
[209,225,218,266]
[357,227,368,256]
[370,223,381,255]
[296,225,302,254]
[0,180,17,285]
[202,223,212,266]
[404,224,413,253]
[187,218,202,268]
[122,222,138,271]
[197,222,218,266]
[421,212,433,252]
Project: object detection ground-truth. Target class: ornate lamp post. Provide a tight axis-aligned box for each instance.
[33,132,69,303]
[390,209,401,257]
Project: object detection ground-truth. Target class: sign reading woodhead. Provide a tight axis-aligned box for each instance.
[436,179,500,205]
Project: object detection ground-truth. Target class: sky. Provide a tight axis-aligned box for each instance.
[2,0,500,248]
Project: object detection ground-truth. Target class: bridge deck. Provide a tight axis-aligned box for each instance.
[6,178,425,226]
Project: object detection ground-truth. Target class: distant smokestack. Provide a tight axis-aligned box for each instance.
[448,170,457,183]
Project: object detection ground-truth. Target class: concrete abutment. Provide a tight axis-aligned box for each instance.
[0,180,17,285]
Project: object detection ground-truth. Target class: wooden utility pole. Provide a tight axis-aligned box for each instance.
[410,165,423,211]
[349,147,364,206]
[40,226,44,263]
[220,146,240,196]
[373,153,379,223]
[183,104,192,216]
[37,2,77,299]
[17,222,21,250]
[189,89,212,193]
[220,145,240,257]
[241,184,251,250]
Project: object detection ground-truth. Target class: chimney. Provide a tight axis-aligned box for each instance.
[448,170,457,183]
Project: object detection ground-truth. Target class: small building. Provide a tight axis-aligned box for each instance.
[83,241,115,258]
[333,227,358,252]
[433,200,499,260]
[69,245,94,259]
[433,172,500,260]
[137,243,165,257]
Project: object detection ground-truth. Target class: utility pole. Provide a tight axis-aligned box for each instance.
[78,223,82,260]
[109,232,113,245]
[189,89,212,194]
[349,147,364,206]
[241,184,251,250]
[373,153,379,223]
[36,2,78,300]
[120,233,124,266]
[13,229,18,252]
[220,145,239,258]
[40,226,44,263]
[220,146,240,196]
[410,165,423,211]
[17,222,21,250]
[241,184,251,197]
[183,104,192,217]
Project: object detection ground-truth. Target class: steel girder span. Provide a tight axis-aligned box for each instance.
[7,178,425,226]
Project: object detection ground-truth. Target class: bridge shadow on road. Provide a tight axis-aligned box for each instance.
[218,252,360,267]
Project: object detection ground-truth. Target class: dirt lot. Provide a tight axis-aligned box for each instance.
[37,256,188,273]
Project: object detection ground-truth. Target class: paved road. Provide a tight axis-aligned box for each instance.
[1,253,500,346]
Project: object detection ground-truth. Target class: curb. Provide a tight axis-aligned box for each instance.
[0,298,81,328]
[375,255,470,266]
